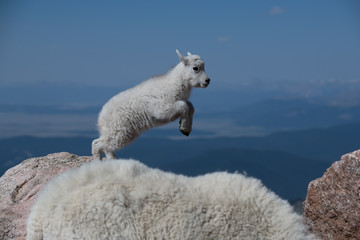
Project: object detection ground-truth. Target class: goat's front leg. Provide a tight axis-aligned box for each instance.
[177,101,194,136]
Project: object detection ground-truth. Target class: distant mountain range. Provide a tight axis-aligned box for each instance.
[2,121,359,200]
[198,98,360,135]
[2,79,360,139]
[2,96,360,139]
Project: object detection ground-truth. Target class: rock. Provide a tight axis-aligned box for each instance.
[303,149,360,240]
[0,152,93,240]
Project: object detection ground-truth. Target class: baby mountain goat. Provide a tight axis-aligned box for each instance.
[92,50,210,159]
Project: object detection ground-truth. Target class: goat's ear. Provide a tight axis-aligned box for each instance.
[176,49,188,66]
[187,52,192,56]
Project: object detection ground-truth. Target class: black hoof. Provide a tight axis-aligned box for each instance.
[180,129,190,136]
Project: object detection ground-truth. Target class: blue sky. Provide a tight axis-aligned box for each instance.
[0,0,359,90]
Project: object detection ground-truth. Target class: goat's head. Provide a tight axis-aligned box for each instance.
[176,49,210,88]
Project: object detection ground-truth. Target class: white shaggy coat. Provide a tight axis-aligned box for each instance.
[26,160,316,240]
[92,50,210,159]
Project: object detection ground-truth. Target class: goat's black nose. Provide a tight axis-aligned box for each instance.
[205,78,210,84]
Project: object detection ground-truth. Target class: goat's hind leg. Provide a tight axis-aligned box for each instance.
[93,139,116,160]
[92,138,104,160]
[104,151,116,160]
[103,131,136,160]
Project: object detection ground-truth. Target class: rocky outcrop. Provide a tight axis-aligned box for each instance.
[303,150,360,240]
[0,152,93,240]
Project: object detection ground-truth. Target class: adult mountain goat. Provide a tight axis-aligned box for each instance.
[26,159,316,240]
[92,50,210,159]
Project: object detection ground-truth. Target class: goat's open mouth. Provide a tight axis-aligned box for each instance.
[201,83,209,88]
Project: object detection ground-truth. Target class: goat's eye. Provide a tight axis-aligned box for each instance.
[193,67,199,72]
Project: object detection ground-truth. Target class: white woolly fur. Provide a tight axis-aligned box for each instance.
[26,159,317,240]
